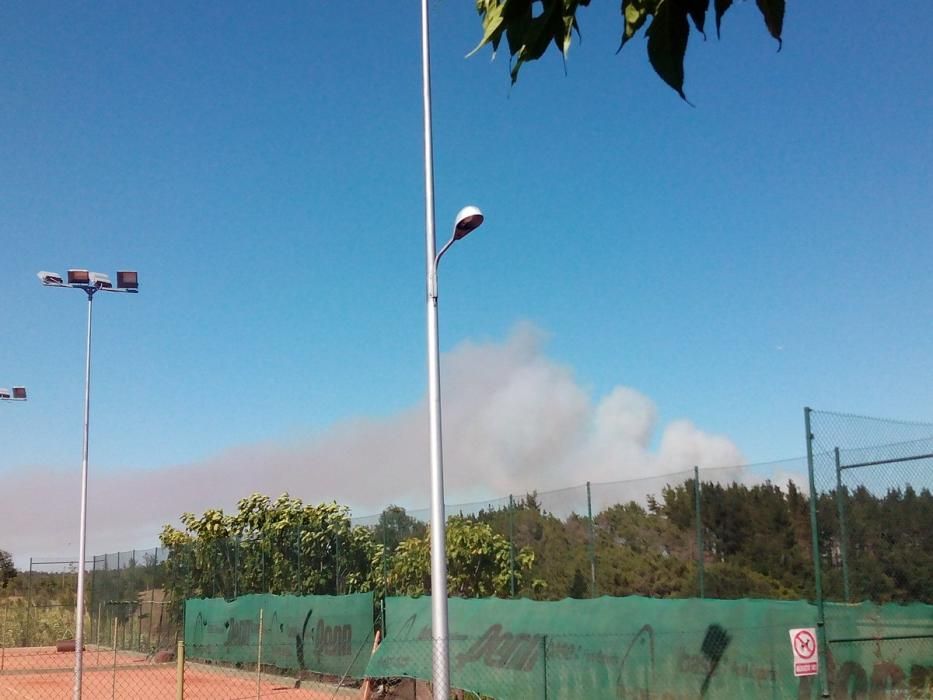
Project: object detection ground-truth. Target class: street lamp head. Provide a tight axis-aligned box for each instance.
[38,271,64,286]
[453,205,484,241]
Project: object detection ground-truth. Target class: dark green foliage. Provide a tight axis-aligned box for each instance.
[160,495,381,605]
[0,549,15,589]
[373,505,428,553]
[474,0,786,99]
[146,479,931,608]
[816,484,933,603]
[569,568,588,598]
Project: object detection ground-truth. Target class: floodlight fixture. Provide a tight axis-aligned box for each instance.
[0,386,27,401]
[117,270,138,290]
[89,272,112,289]
[38,271,64,286]
[40,268,138,296]
[68,269,90,285]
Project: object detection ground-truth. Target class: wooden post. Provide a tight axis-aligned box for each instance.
[176,639,185,700]
[256,608,264,698]
[1,605,7,672]
[111,618,118,700]
[360,630,382,700]
[96,602,103,666]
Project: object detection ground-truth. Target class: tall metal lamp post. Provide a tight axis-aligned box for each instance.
[419,3,486,696]
[38,269,138,699]
[426,206,486,700]
[0,386,28,402]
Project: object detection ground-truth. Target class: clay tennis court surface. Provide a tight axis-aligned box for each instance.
[0,646,360,699]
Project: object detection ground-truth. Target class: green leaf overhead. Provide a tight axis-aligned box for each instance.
[687,0,710,37]
[755,0,785,48]
[620,0,651,50]
[470,0,508,55]
[646,0,690,101]
[474,0,785,97]
[472,0,590,83]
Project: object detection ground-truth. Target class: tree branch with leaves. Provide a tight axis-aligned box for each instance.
[472,0,785,99]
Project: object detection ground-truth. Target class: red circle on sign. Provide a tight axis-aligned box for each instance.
[794,631,816,659]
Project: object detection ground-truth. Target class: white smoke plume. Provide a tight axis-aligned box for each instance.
[2,322,748,563]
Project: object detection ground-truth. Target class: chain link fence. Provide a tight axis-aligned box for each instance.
[5,407,932,697]
[358,459,816,604]
[100,460,822,614]
[806,408,933,697]
[807,409,933,606]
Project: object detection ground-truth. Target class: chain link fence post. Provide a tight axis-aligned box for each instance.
[25,557,32,647]
[541,634,549,700]
[694,465,704,599]
[832,447,851,603]
[508,494,516,598]
[586,481,596,597]
[804,407,830,697]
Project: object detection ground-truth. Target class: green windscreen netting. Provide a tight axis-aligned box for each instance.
[367,595,933,698]
[184,591,374,679]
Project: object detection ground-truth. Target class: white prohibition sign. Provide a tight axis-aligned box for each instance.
[793,630,816,659]
[788,627,819,678]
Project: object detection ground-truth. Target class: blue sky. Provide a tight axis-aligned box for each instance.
[1,2,931,559]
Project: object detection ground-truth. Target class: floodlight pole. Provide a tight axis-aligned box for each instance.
[74,287,95,700]
[420,1,450,697]
[39,270,137,700]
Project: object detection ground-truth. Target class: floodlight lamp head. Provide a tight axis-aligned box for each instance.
[12,387,26,400]
[116,270,138,290]
[453,205,485,241]
[38,271,64,286]
[89,272,112,289]
[68,269,90,285]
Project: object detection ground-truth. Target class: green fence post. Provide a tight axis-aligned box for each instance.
[694,466,704,599]
[335,532,341,595]
[131,549,138,650]
[262,539,267,594]
[508,495,516,598]
[541,634,549,700]
[25,557,32,646]
[89,555,97,647]
[149,550,158,652]
[232,537,239,599]
[381,525,388,635]
[833,447,851,603]
[586,482,596,598]
[294,528,301,595]
[804,407,830,698]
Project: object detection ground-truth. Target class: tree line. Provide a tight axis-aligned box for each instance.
[156,479,933,608]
